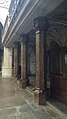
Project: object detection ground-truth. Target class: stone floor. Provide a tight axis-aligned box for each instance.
[0,77,67,119]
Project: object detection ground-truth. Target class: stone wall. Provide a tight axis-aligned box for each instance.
[27,45,36,76]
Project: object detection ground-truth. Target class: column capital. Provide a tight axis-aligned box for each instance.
[33,17,48,32]
[13,42,19,48]
[20,34,27,45]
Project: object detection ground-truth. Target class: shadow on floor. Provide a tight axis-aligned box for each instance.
[48,98,67,115]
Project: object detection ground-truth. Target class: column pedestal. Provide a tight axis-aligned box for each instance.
[34,88,46,105]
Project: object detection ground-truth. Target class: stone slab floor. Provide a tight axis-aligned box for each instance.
[0,77,67,119]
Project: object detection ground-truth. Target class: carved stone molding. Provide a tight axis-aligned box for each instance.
[33,17,48,31]
[20,34,27,45]
[13,42,19,48]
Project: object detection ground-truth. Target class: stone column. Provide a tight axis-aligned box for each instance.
[13,43,19,80]
[2,47,12,78]
[12,48,14,77]
[34,17,48,105]
[21,36,26,88]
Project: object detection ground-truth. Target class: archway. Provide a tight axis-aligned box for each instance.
[49,42,61,75]
[30,52,36,75]
[46,23,67,102]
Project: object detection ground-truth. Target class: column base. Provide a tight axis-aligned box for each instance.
[2,68,12,78]
[22,80,26,89]
[13,76,18,80]
[15,75,19,80]
[34,88,46,105]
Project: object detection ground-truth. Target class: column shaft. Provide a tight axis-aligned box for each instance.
[34,17,48,105]
[21,42,26,88]
[2,47,12,78]
[14,47,19,80]
[34,30,46,105]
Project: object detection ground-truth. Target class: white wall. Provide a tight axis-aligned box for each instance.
[2,47,12,78]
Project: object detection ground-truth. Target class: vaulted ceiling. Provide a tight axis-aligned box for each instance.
[48,1,67,24]
[46,2,67,49]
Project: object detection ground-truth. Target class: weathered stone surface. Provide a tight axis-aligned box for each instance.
[34,27,46,105]
[2,47,12,78]
[21,41,26,89]
[0,77,66,119]
[13,46,19,80]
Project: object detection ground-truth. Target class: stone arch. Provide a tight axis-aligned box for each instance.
[46,23,67,50]
[49,41,61,75]
[26,45,36,76]
[29,51,36,75]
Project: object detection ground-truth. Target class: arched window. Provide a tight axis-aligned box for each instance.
[49,42,61,75]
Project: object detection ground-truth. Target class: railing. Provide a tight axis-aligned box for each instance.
[2,16,9,43]
[9,0,20,23]
[9,0,24,30]
[2,0,35,44]
[2,0,24,43]
[8,0,26,37]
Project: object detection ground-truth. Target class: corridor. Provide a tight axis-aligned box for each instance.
[0,77,66,119]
